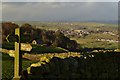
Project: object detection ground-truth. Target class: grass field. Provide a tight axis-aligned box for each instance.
[31,44,69,53]
[71,37,118,49]
[70,27,119,49]
[2,53,36,79]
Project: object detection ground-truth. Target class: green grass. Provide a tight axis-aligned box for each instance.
[2,53,14,79]
[86,33,118,40]
[2,53,36,79]
[31,44,68,53]
[71,32,119,49]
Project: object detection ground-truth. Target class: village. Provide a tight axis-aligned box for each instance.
[52,28,119,43]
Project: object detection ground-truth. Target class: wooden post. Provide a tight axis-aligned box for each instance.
[13,28,22,80]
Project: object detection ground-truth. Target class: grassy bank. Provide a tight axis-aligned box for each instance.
[2,53,36,79]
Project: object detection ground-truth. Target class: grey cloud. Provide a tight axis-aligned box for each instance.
[2,2,118,22]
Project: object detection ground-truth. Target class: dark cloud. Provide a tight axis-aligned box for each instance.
[2,2,118,22]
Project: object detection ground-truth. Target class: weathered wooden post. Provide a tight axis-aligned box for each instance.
[13,28,22,80]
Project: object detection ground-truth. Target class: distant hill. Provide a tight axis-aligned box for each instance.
[86,20,118,24]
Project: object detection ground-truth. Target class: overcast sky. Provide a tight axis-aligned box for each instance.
[2,2,118,22]
[2,0,120,2]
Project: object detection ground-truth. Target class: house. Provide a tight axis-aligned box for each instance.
[32,40,43,44]
[32,40,37,44]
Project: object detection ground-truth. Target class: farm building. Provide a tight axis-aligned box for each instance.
[32,40,43,44]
